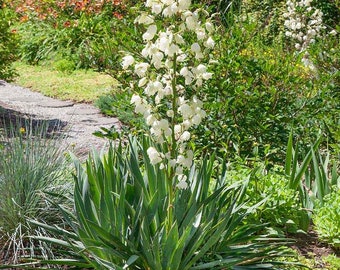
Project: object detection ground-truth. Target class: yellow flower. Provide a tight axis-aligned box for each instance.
[19,127,26,134]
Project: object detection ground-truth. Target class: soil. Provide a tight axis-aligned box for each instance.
[290,230,340,268]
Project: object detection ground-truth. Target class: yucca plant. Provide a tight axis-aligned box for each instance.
[284,132,340,231]
[17,135,295,270]
[0,120,71,266]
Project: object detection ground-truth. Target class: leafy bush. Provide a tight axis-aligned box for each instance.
[0,5,18,81]
[224,161,307,234]
[8,0,140,69]
[53,58,76,74]
[313,188,340,248]
[28,136,294,269]
[193,9,339,162]
[95,90,145,132]
[0,121,71,265]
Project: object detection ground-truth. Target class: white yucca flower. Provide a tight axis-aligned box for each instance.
[123,0,215,189]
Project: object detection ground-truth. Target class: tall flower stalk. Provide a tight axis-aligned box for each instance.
[122,0,215,193]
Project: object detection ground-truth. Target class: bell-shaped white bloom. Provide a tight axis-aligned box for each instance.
[205,21,214,32]
[196,28,206,40]
[166,110,174,118]
[131,94,141,105]
[135,13,154,25]
[147,147,163,165]
[191,43,201,53]
[186,14,198,30]
[179,131,191,142]
[146,114,157,126]
[122,55,135,70]
[180,67,194,85]
[204,37,215,48]
[178,0,191,11]
[146,0,163,14]
[151,51,164,69]
[174,34,185,44]
[177,174,188,189]
[134,63,150,77]
[176,150,193,168]
[330,29,337,36]
[138,77,148,87]
[145,80,163,96]
[143,24,158,41]
[163,2,178,17]
[167,43,180,57]
[178,103,193,119]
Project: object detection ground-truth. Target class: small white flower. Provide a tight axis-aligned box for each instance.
[167,110,174,118]
[177,174,188,189]
[174,34,185,44]
[178,0,191,11]
[167,43,180,56]
[205,21,214,32]
[143,24,158,41]
[135,13,154,25]
[131,94,141,105]
[186,15,198,30]
[138,77,148,87]
[204,37,215,48]
[122,55,135,70]
[330,29,337,36]
[179,131,190,142]
[146,114,157,126]
[191,43,201,53]
[147,147,163,165]
[134,63,149,77]
[196,28,206,40]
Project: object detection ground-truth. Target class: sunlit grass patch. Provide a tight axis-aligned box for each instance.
[13,61,117,103]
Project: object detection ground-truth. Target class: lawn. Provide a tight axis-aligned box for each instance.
[13,61,117,103]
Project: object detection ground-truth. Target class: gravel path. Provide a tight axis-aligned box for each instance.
[0,80,121,157]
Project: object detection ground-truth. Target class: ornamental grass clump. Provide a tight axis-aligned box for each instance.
[0,120,70,266]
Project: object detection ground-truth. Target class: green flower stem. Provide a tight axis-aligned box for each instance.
[166,53,178,234]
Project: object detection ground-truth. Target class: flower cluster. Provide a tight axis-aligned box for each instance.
[123,0,215,189]
[283,0,325,67]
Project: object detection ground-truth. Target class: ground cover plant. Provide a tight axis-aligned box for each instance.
[0,0,339,269]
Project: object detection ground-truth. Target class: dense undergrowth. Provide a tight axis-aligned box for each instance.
[0,0,339,269]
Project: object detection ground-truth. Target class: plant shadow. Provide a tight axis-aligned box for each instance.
[0,102,67,138]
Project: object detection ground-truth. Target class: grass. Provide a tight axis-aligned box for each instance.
[12,61,117,103]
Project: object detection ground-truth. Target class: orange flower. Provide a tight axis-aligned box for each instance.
[113,11,123,19]
[20,14,29,22]
[63,20,71,27]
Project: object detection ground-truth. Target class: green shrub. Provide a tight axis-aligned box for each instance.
[192,10,339,162]
[95,90,145,133]
[313,188,340,248]
[0,6,18,81]
[0,120,71,265]
[53,58,76,74]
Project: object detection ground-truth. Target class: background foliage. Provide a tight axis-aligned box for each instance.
[0,3,18,81]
